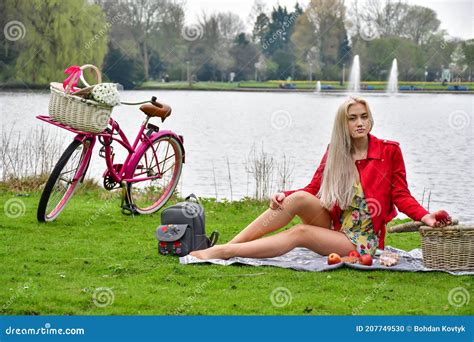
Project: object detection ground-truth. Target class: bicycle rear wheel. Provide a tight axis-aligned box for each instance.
[37,139,91,222]
[127,135,183,214]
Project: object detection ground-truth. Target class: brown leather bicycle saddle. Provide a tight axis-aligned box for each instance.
[140,102,172,121]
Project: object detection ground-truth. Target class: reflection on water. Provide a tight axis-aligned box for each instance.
[1,90,473,222]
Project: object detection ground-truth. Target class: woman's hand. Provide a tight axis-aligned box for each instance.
[421,210,452,228]
[269,192,285,210]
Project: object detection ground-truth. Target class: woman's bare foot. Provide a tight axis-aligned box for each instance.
[189,245,230,260]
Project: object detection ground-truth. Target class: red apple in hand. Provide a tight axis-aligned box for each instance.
[434,210,452,227]
[359,254,373,266]
[348,250,360,258]
[328,253,342,265]
[434,210,450,222]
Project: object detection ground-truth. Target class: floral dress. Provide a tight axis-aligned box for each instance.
[339,181,379,256]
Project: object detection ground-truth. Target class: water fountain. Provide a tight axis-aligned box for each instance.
[348,55,360,93]
[387,58,398,94]
[316,80,321,92]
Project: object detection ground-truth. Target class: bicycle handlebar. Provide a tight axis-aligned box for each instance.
[120,96,166,109]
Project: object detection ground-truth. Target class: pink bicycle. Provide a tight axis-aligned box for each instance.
[36,96,185,222]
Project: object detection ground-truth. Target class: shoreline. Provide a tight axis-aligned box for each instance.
[1,84,473,95]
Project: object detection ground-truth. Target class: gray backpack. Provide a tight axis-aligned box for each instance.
[155,194,219,256]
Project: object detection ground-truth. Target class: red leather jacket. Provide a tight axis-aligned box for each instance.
[283,133,429,249]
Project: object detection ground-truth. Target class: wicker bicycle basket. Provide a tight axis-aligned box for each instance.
[419,225,474,271]
[48,64,113,133]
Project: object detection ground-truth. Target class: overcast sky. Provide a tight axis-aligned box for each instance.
[183,0,473,40]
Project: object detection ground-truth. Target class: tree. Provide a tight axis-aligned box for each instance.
[419,31,457,81]
[358,0,408,37]
[352,1,441,45]
[229,33,259,80]
[358,37,422,81]
[450,44,468,80]
[252,13,270,45]
[122,0,167,81]
[291,0,349,79]
[462,39,474,81]
[6,0,107,84]
[401,5,440,45]
[151,0,186,79]
[262,6,299,56]
[98,0,186,82]
[188,12,243,81]
[102,42,144,89]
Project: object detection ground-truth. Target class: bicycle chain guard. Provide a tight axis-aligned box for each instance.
[103,163,122,190]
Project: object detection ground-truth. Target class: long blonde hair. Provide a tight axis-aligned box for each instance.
[317,97,374,210]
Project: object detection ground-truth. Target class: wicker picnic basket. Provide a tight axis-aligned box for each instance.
[48,64,113,133]
[419,225,474,271]
[388,220,473,271]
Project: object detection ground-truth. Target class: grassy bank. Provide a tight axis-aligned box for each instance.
[0,189,471,315]
[140,80,474,91]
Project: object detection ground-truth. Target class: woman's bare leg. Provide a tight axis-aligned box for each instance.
[190,223,355,260]
[227,192,331,244]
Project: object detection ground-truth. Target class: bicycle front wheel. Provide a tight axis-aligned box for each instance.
[127,135,183,214]
[37,139,91,222]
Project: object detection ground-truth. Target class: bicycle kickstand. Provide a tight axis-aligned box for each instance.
[120,184,138,216]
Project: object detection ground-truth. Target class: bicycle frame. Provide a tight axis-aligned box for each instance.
[36,115,184,187]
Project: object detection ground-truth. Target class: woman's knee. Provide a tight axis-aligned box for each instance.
[283,191,315,212]
[284,192,329,225]
[287,223,312,245]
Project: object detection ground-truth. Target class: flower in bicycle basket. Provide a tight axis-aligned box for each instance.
[91,83,121,107]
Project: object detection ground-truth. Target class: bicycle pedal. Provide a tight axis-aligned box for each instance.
[121,203,138,215]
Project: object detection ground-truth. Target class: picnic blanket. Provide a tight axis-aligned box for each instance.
[179,246,474,276]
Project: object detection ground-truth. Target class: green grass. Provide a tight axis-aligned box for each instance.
[0,189,471,315]
[140,80,474,91]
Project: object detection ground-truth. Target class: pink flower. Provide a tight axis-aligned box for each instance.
[351,211,360,221]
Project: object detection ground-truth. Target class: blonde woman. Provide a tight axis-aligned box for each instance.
[191,97,452,260]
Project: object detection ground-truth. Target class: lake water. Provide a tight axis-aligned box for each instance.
[1,90,473,222]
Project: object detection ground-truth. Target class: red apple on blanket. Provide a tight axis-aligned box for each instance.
[327,253,342,265]
[359,254,373,266]
[348,250,360,258]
